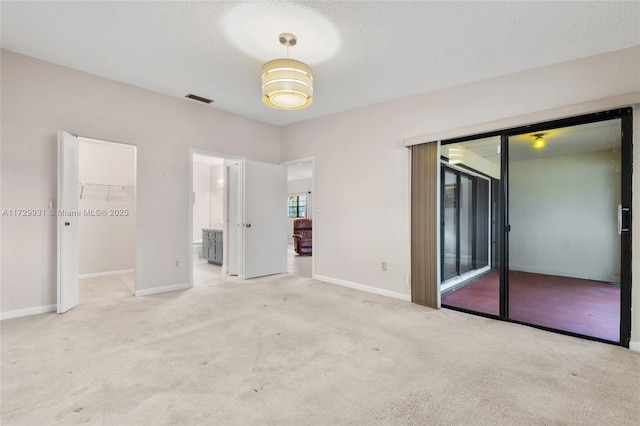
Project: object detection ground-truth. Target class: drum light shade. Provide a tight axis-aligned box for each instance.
[262,58,313,110]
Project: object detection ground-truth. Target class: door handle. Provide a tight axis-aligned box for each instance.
[64,221,70,227]
[618,204,629,235]
[245,223,251,228]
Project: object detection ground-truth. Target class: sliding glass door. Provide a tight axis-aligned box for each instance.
[437,108,632,346]
[507,118,623,342]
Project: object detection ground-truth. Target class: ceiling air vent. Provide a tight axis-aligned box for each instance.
[185,94,214,104]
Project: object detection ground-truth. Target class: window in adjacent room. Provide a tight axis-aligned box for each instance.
[288,194,306,218]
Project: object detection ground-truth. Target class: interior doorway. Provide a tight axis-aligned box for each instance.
[189,151,288,284]
[284,158,315,279]
[191,152,231,286]
[436,108,632,346]
[77,137,137,304]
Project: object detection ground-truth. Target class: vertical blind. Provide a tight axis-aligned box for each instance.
[410,142,440,309]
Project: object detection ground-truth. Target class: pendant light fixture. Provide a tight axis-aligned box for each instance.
[262,33,313,110]
[533,134,546,149]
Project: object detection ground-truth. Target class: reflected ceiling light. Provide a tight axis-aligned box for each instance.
[533,134,546,149]
[262,33,313,110]
[448,148,464,164]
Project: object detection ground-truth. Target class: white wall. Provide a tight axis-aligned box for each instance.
[209,164,224,228]
[280,47,640,345]
[1,49,280,314]
[288,178,313,204]
[192,161,210,243]
[78,139,136,275]
[193,158,224,244]
[509,151,620,282]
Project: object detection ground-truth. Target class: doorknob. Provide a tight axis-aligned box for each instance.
[245,223,251,228]
[64,221,70,227]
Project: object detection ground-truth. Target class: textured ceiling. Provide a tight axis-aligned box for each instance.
[2,1,639,126]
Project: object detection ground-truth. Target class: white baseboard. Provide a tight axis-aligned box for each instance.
[80,269,135,279]
[629,340,640,353]
[134,282,191,297]
[313,275,411,302]
[1,304,56,320]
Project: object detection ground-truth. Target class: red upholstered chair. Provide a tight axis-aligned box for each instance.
[293,219,312,255]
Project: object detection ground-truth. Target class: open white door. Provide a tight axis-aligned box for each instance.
[226,163,240,276]
[241,160,287,279]
[57,131,80,313]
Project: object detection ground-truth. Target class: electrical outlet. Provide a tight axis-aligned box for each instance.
[174,260,180,269]
[381,262,387,271]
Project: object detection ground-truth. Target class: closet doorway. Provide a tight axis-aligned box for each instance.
[77,137,137,304]
[437,108,632,346]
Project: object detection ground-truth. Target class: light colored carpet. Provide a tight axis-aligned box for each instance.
[2,273,639,425]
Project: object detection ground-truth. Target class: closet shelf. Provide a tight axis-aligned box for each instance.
[79,183,134,201]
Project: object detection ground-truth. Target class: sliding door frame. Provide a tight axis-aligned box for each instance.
[440,165,492,286]
[441,167,460,282]
[499,133,509,319]
[620,108,633,345]
[438,107,633,347]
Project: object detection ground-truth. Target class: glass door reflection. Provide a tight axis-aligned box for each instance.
[442,169,458,281]
[440,138,500,316]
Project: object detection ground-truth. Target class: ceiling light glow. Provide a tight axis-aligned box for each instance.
[222,2,340,65]
[533,135,546,149]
